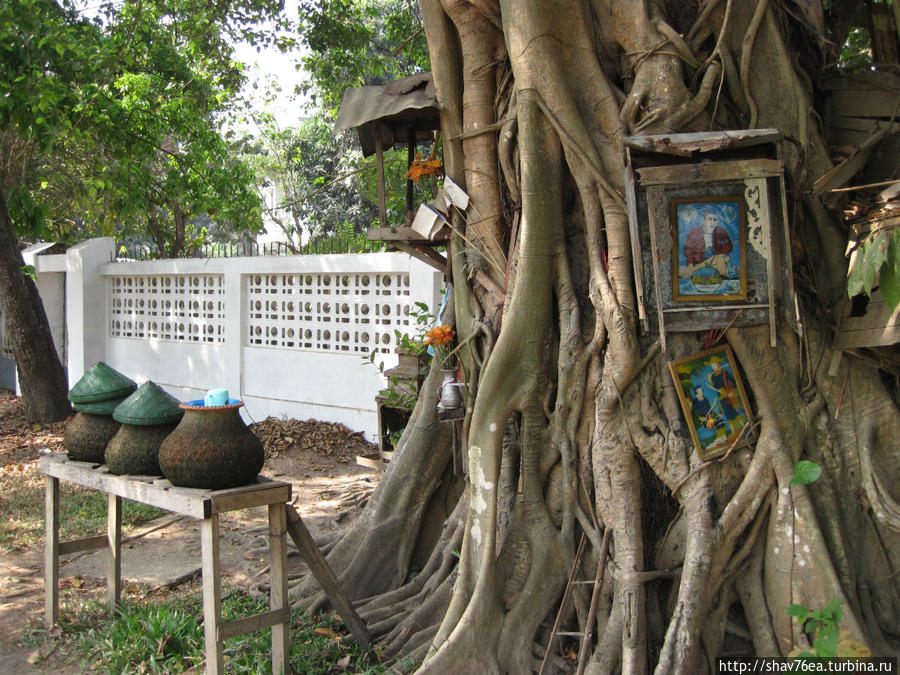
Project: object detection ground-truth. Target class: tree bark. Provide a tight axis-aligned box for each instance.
[0,190,70,421]
[292,2,900,671]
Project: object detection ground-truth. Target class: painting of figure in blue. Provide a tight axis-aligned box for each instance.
[668,345,753,460]
[672,196,746,301]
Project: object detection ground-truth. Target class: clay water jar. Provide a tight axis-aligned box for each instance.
[64,410,124,463]
[65,362,137,463]
[105,382,184,476]
[158,400,264,490]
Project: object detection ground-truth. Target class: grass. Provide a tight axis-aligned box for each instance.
[36,587,394,674]
[0,460,166,552]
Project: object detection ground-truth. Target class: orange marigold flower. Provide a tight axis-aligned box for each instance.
[424,324,455,347]
[403,154,443,182]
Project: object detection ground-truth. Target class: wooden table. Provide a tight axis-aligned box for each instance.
[41,454,292,675]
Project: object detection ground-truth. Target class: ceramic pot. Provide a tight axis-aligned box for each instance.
[158,400,264,490]
[105,422,178,476]
[64,412,122,463]
[439,369,462,409]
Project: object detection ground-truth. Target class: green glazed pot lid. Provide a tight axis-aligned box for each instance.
[113,381,184,426]
[74,395,131,416]
[69,362,137,403]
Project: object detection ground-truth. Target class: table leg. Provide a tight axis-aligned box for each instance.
[268,503,290,675]
[107,494,122,610]
[201,514,223,675]
[44,476,59,628]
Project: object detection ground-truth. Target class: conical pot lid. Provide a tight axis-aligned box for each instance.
[113,381,184,426]
[69,362,137,403]
[74,394,131,416]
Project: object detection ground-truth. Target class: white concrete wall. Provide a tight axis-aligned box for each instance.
[27,240,443,441]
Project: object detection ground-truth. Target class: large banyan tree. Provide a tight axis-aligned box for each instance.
[295,1,900,672]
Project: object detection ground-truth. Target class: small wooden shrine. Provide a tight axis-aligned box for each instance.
[625,129,797,351]
[335,72,449,273]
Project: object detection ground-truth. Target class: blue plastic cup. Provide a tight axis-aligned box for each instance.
[204,388,229,406]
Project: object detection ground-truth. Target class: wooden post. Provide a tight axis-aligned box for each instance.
[284,505,371,650]
[375,135,387,228]
[201,514,224,675]
[107,494,122,610]
[268,503,290,675]
[44,476,59,628]
[406,125,416,218]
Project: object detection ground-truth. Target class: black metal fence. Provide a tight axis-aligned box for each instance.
[118,236,387,261]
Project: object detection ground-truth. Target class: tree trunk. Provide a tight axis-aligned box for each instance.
[0,190,70,421]
[293,2,900,671]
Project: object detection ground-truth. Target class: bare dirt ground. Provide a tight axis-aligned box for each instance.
[0,391,381,673]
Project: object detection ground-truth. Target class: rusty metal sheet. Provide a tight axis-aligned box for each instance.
[335,72,440,157]
[624,129,783,157]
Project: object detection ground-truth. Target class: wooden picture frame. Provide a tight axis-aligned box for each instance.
[671,195,747,302]
[668,345,753,460]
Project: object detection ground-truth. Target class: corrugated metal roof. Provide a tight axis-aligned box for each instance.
[335,72,440,157]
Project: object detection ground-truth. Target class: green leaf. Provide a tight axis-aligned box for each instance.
[880,229,900,310]
[813,619,840,657]
[790,460,822,486]
[819,597,843,622]
[787,604,809,619]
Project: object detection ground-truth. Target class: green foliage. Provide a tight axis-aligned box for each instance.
[363,301,435,412]
[0,0,282,255]
[847,227,900,311]
[56,591,383,673]
[787,597,844,658]
[790,460,823,486]
[297,0,429,112]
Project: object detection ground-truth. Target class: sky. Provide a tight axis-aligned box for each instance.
[232,0,312,129]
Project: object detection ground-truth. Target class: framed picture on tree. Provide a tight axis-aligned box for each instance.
[671,196,747,301]
[668,345,753,461]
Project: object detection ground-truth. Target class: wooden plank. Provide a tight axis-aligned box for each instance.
[58,534,107,555]
[813,127,889,194]
[389,241,448,274]
[637,159,782,186]
[624,129,782,156]
[646,186,668,352]
[41,456,206,518]
[819,71,900,91]
[201,515,224,675]
[834,291,900,349]
[268,503,289,675]
[217,608,291,641]
[107,494,122,610]
[828,116,900,138]
[625,155,647,325]
[828,89,900,120]
[44,476,59,628]
[284,505,371,651]
[356,454,386,472]
[40,456,292,519]
[474,269,505,305]
[367,226,449,243]
[210,484,292,516]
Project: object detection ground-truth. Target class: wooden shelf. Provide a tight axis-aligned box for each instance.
[367,226,449,273]
[437,406,465,422]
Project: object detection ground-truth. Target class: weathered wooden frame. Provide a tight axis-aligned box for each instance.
[625,133,796,351]
[667,345,754,461]
[671,195,748,302]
